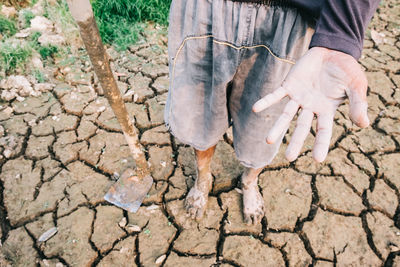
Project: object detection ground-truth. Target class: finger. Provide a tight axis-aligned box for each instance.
[285,109,314,162]
[313,113,334,162]
[252,87,287,113]
[346,88,370,128]
[267,100,299,144]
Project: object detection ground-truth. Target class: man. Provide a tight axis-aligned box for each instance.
[165,0,380,225]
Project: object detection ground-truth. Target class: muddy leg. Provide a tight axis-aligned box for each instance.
[185,145,216,220]
[242,167,265,225]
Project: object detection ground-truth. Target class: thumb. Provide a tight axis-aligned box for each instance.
[346,86,370,128]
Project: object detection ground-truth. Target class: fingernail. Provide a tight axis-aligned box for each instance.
[312,150,325,163]
[252,104,260,113]
[266,137,274,144]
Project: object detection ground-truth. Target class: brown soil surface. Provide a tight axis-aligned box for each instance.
[0,1,399,266]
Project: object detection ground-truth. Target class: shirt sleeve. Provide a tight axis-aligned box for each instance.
[309,0,380,59]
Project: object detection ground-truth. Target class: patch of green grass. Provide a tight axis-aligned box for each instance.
[0,40,32,74]
[0,15,17,38]
[91,0,171,50]
[30,0,39,6]
[20,9,35,28]
[32,68,47,82]
[27,31,59,62]
[29,31,41,44]
[38,44,58,60]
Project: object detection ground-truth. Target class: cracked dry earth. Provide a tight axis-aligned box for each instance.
[1,4,400,267]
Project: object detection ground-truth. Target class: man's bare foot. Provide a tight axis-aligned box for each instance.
[185,146,216,220]
[184,172,212,220]
[241,168,265,225]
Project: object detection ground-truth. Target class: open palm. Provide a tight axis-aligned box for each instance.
[253,47,370,162]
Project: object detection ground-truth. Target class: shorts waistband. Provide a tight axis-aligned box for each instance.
[229,0,292,7]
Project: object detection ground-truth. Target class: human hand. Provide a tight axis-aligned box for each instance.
[253,47,370,162]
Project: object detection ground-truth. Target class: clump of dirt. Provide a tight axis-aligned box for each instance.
[0,75,54,101]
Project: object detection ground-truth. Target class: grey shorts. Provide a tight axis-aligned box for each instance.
[165,0,314,168]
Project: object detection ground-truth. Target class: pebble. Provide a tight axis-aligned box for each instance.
[3,107,13,115]
[38,227,58,242]
[127,224,141,232]
[119,247,129,254]
[235,188,242,194]
[16,96,25,102]
[123,91,135,98]
[118,217,127,228]
[15,30,30,38]
[30,16,53,33]
[0,5,16,18]
[28,119,37,127]
[146,204,159,211]
[155,254,166,265]
[3,149,12,158]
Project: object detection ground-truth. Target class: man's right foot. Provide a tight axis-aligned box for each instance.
[184,172,212,220]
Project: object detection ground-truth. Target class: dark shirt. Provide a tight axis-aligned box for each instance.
[235,0,381,59]
[292,0,380,59]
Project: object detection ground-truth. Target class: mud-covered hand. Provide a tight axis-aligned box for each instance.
[252,47,370,162]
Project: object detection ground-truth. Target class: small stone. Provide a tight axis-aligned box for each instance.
[28,119,37,127]
[3,107,13,116]
[38,227,58,242]
[146,204,159,211]
[0,75,32,98]
[127,224,141,232]
[0,5,16,18]
[155,254,166,265]
[62,67,71,74]
[3,149,12,158]
[15,29,30,38]
[38,33,65,46]
[370,30,385,45]
[235,188,242,194]
[16,95,25,102]
[30,16,53,33]
[118,217,127,228]
[34,83,55,92]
